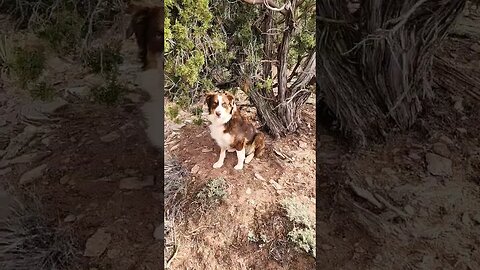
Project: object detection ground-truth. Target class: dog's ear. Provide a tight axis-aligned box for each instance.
[225,92,235,105]
[205,93,215,106]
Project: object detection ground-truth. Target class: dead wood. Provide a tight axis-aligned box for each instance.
[317,0,467,145]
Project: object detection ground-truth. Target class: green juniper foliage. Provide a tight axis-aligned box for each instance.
[165,0,315,109]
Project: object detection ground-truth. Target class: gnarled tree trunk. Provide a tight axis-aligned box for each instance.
[317,0,467,144]
[243,0,314,138]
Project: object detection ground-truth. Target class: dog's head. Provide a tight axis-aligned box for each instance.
[205,92,236,124]
[126,2,163,70]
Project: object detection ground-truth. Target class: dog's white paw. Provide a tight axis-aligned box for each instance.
[234,164,243,170]
[213,161,223,168]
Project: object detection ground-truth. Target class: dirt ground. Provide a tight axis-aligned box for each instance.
[318,7,480,270]
[0,13,316,270]
[2,4,479,270]
[0,21,166,268]
[164,97,316,269]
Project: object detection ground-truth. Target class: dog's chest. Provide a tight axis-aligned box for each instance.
[209,124,233,148]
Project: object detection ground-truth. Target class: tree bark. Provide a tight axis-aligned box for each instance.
[276,0,296,103]
[261,9,275,98]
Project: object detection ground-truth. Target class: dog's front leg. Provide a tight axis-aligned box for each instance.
[213,148,226,168]
[234,148,246,170]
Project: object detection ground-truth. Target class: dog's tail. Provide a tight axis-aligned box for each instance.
[253,132,265,158]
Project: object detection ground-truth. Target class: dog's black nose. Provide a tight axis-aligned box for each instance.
[215,111,221,117]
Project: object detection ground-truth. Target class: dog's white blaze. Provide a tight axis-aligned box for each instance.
[207,94,234,150]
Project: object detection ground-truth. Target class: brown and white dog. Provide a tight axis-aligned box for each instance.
[126,2,163,70]
[205,92,265,170]
[125,2,164,150]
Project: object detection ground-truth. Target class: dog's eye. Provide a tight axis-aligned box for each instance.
[222,103,228,108]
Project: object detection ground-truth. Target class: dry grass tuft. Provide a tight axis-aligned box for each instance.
[0,191,78,270]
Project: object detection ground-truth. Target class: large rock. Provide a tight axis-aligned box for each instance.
[84,228,111,257]
[100,131,121,143]
[119,177,154,190]
[3,126,38,159]
[19,164,47,185]
[65,86,91,98]
[46,56,70,73]
[426,153,452,176]
[432,142,450,157]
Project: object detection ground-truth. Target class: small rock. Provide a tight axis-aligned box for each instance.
[64,214,76,222]
[202,148,212,153]
[374,254,383,262]
[365,176,374,187]
[46,56,70,73]
[191,165,200,174]
[84,228,111,257]
[456,128,467,134]
[66,86,90,98]
[171,123,185,131]
[270,180,283,190]
[426,153,452,176]
[349,182,383,209]
[453,99,464,113]
[439,135,454,145]
[0,167,12,177]
[124,169,138,176]
[60,175,70,185]
[246,188,252,195]
[381,168,396,175]
[321,244,333,251]
[107,248,120,259]
[408,152,421,161]
[355,247,365,253]
[100,131,120,143]
[254,173,265,181]
[36,98,68,114]
[462,212,471,226]
[119,177,154,190]
[153,225,163,240]
[41,136,52,146]
[432,142,450,157]
[19,164,47,185]
[3,126,38,159]
[404,205,415,215]
[471,43,480,53]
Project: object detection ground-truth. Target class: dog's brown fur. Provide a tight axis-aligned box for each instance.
[126,2,163,70]
[205,92,265,158]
